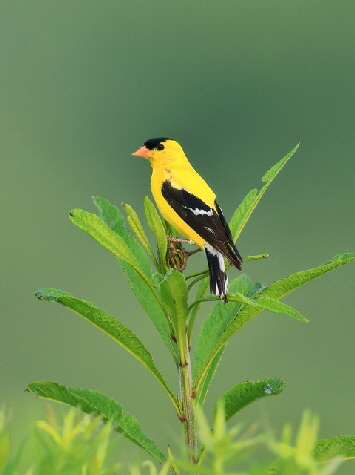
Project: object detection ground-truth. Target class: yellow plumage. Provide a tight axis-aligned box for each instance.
[132,137,242,302]
[149,141,216,248]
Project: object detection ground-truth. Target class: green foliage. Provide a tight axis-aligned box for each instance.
[194,252,355,397]
[30,146,355,471]
[95,198,177,360]
[26,382,166,463]
[2,407,354,474]
[34,289,177,413]
[159,269,189,333]
[144,196,169,273]
[314,435,355,461]
[120,200,159,269]
[0,408,121,475]
[229,144,299,241]
[188,406,346,475]
[214,378,286,422]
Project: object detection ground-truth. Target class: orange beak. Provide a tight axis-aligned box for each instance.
[132,146,151,159]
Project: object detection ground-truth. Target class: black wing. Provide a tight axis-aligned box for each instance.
[161,180,242,269]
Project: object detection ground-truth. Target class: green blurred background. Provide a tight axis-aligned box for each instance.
[1,0,355,471]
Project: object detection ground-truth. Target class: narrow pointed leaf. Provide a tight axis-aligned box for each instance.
[243,253,269,262]
[35,288,178,410]
[1,438,26,475]
[144,197,168,273]
[122,202,159,268]
[26,382,166,463]
[159,269,188,334]
[193,275,250,385]
[117,412,167,463]
[254,295,307,321]
[261,144,299,183]
[28,382,123,420]
[69,208,174,355]
[230,144,299,241]
[188,276,209,339]
[69,208,143,275]
[120,262,177,361]
[229,188,258,242]
[92,196,127,236]
[314,435,355,461]
[193,288,302,399]
[93,196,151,276]
[196,347,225,405]
[194,289,302,400]
[262,253,355,299]
[92,199,176,352]
[195,253,355,394]
[215,378,285,422]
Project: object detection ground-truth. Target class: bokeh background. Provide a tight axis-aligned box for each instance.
[1,0,355,472]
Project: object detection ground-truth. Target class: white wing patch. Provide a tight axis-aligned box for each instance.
[188,207,214,216]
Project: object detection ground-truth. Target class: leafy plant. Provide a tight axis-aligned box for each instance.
[28,145,355,472]
[0,407,121,475]
[1,407,354,475]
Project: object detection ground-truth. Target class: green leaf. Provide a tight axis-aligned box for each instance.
[69,208,143,275]
[26,382,166,463]
[93,196,151,276]
[195,253,355,394]
[70,207,175,360]
[261,143,298,188]
[249,281,265,296]
[0,439,26,475]
[92,196,127,235]
[261,145,298,183]
[35,288,178,411]
[229,188,258,242]
[193,290,303,399]
[243,253,269,262]
[144,197,168,273]
[96,198,177,358]
[215,378,285,422]
[262,253,355,300]
[229,144,299,241]
[122,202,159,269]
[29,382,123,419]
[0,409,29,472]
[164,219,179,239]
[188,276,209,340]
[159,269,188,335]
[194,279,295,404]
[254,295,307,322]
[193,275,250,397]
[314,435,355,461]
[117,413,167,463]
[120,263,177,361]
[196,347,225,406]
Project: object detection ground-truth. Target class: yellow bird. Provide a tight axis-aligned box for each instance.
[132,137,242,302]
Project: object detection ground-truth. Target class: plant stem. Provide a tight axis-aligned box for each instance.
[177,322,196,464]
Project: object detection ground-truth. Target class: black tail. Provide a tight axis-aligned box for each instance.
[205,245,228,302]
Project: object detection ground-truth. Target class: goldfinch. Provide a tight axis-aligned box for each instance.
[132,137,242,302]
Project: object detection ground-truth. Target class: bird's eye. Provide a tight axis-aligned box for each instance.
[156,143,165,151]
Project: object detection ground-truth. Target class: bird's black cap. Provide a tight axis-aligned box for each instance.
[144,137,170,150]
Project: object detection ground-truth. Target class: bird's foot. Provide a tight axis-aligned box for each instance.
[167,237,195,245]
